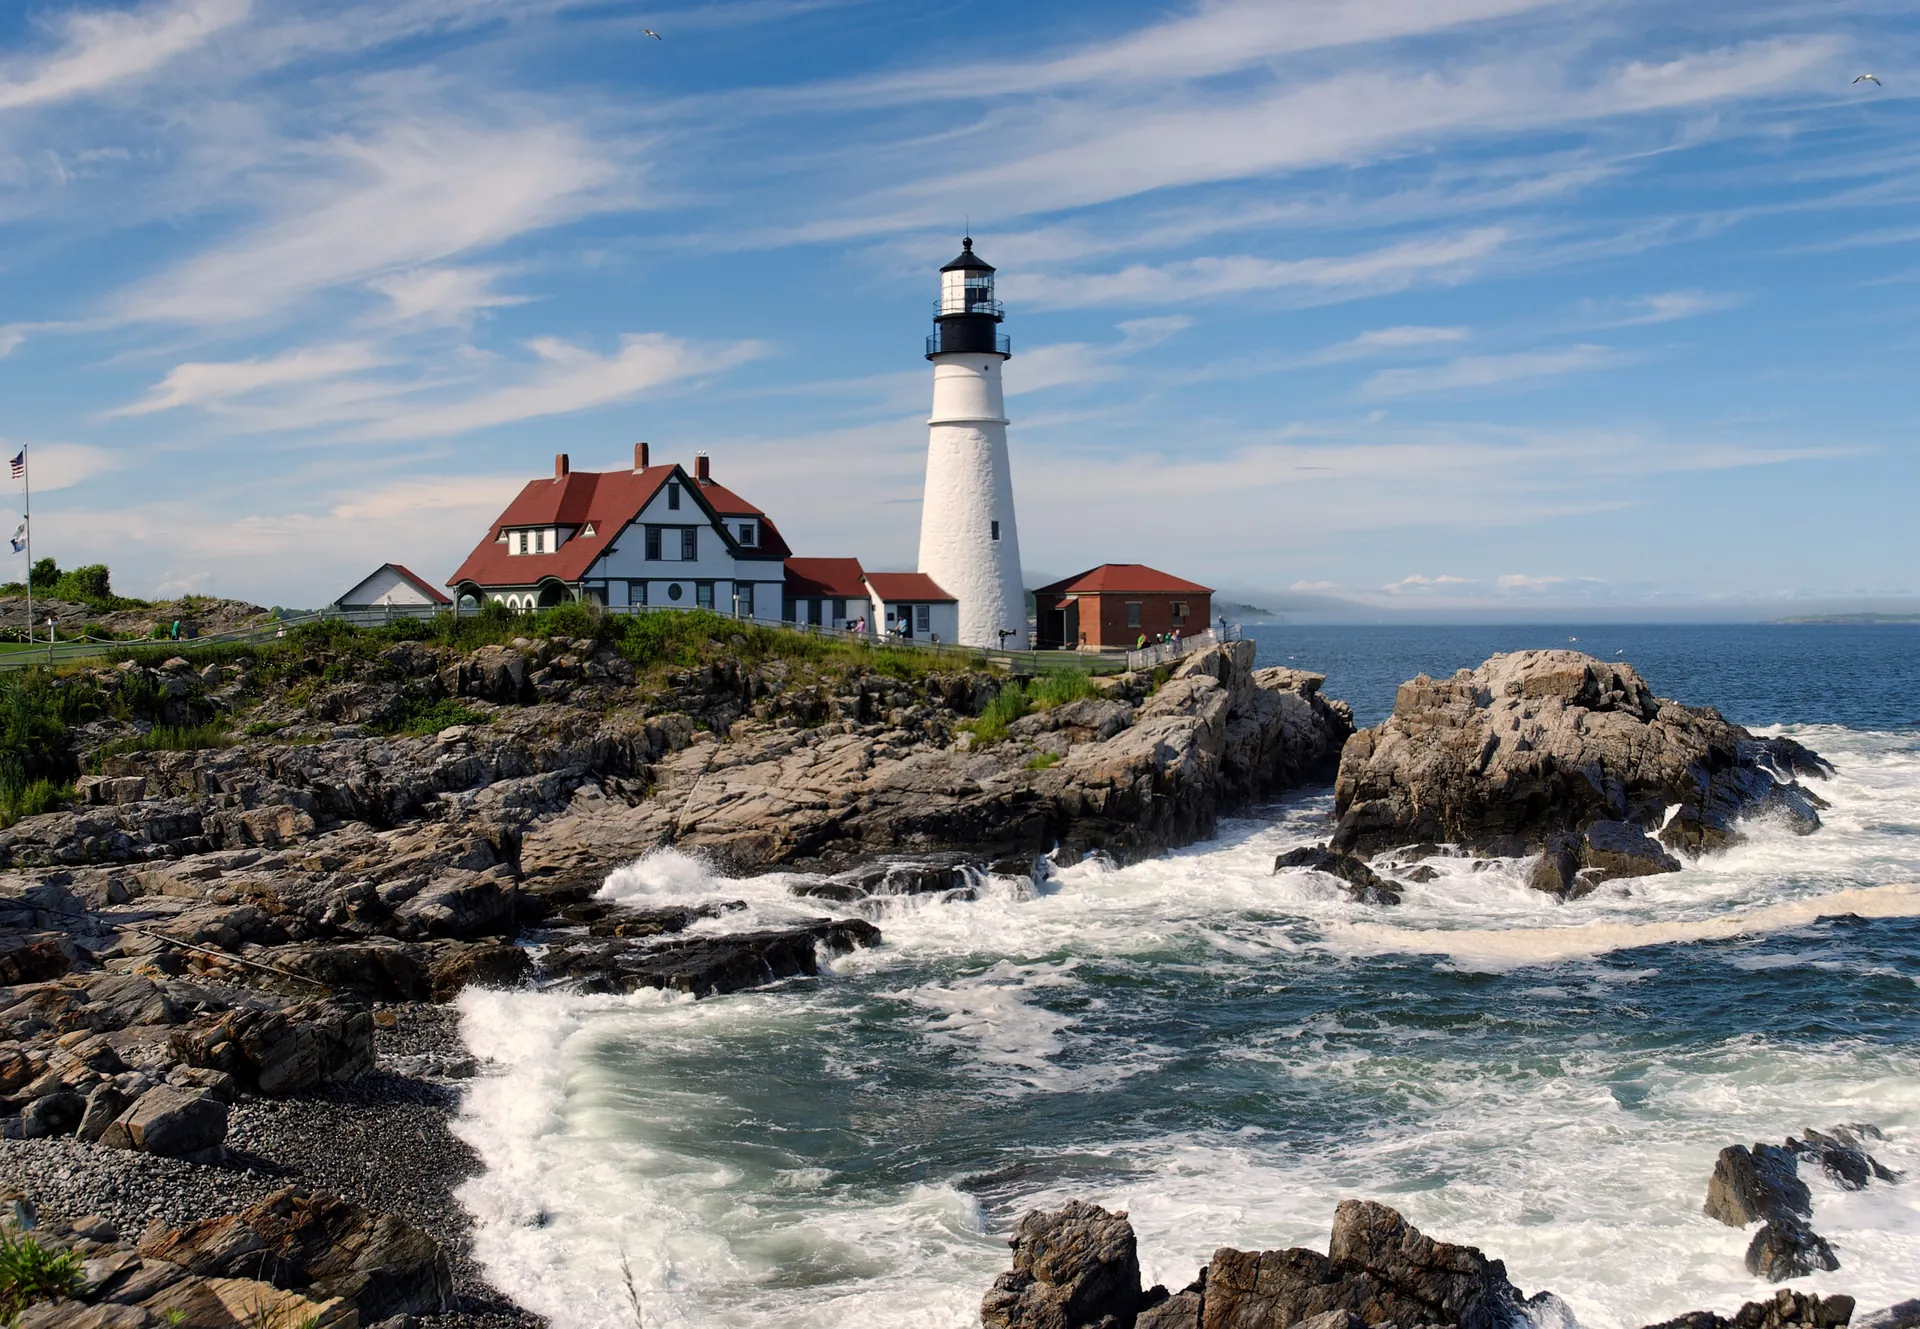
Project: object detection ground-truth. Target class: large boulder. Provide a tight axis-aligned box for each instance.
[138,1186,454,1320]
[169,1001,373,1094]
[1705,1143,1812,1228]
[1644,1290,1855,1329]
[981,1199,1557,1329]
[1332,652,1830,879]
[97,1085,226,1160]
[539,918,881,997]
[980,1200,1144,1329]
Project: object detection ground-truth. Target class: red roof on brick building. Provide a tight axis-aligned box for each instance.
[1033,563,1212,596]
[864,572,955,602]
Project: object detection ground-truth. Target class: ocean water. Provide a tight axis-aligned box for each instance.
[452,625,1920,1329]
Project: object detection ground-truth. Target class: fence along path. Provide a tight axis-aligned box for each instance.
[0,603,1155,675]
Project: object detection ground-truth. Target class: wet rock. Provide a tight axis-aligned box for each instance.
[1746,1220,1838,1281]
[1333,651,1830,864]
[1643,1289,1856,1329]
[1704,1143,1812,1228]
[1581,819,1681,879]
[982,1198,1552,1329]
[979,1199,1142,1329]
[1856,1301,1920,1329]
[1794,1126,1901,1188]
[540,918,882,997]
[1274,845,1401,905]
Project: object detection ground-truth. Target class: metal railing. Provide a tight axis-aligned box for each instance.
[1123,624,1241,672]
[925,331,1012,357]
[933,298,1005,318]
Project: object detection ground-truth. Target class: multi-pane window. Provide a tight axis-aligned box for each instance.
[737,584,753,618]
[515,532,527,554]
[645,528,662,560]
[680,527,698,560]
[915,605,930,632]
[1126,602,1142,628]
[738,522,757,546]
[1172,601,1187,623]
[667,483,681,511]
[696,582,714,610]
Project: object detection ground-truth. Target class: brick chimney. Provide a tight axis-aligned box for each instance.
[634,441,650,470]
[554,453,570,479]
[694,452,710,484]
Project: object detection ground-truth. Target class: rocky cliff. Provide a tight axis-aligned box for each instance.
[1325,650,1830,898]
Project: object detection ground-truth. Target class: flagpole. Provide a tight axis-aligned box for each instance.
[21,447,31,651]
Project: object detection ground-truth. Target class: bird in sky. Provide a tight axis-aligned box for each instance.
[1853,73,1881,85]
[643,28,662,39]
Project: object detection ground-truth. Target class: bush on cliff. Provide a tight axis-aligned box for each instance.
[0,559,148,611]
[966,670,1097,744]
[0,669,96,827]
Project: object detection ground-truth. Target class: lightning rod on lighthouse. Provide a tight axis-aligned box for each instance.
[917,237,1029,650]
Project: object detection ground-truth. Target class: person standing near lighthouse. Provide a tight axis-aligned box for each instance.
[917,237,1029,650]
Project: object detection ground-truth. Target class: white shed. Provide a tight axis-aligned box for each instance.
[336,564,452,611]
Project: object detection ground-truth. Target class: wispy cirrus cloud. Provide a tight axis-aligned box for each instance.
[110,342,390,416]
[1014,228,1509,311]
[0,0,247,111]
[1363,343,1632,396]
[117,115,628,325]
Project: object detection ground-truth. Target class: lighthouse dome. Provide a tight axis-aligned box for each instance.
[939,237,995,273]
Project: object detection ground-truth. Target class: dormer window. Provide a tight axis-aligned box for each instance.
[737,522,757,547]
[516,531,528,555]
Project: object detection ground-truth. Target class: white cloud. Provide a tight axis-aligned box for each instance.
[368,266,530,325]
[0,442,120,493]
[1015,228,1508,311]
[0,0,248,111]
[1383,573,1479,595]
[1586,289,1743,327]
[118,116,626,324]
[1006,317,1195,396]
[352,333,763,440]
[111,342,389,416]
[1363,344,1630,396]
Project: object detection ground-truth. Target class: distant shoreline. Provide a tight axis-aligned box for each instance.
[1769,614,1920,625]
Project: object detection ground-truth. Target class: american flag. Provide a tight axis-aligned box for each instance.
[7,450,21,480]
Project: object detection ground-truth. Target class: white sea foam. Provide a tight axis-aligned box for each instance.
[455,724,1920,1329]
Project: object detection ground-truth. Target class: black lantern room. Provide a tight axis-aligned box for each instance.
[927,237,1011,360]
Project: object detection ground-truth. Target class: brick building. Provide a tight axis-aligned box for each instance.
[1032,563,1213,650]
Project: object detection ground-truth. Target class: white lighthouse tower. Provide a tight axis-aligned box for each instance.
[917,238,1029,649]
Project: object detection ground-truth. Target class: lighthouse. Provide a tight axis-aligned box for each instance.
[917,238,1029,649]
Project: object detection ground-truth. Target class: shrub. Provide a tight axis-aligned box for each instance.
[0,778,71,828]
[1029,670,1095,709]
[0,669,96,825]
[374,697,488,736]
[0,1223,84,1314]
[967,682,1029,744]
[90,723,233,764]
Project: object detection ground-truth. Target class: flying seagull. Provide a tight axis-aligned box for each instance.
[1853,73,1881,85]
[643,27,662,39]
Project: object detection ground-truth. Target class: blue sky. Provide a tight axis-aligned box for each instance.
[0,0,1915,618]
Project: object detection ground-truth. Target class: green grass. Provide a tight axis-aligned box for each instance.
[0,1224,83,1315]
[244,720,287,738]
[90,723,234,765]
[373,697,489,736]
[962,670,1096,745]
[0,778,72,828]
[1025,751,1062,771]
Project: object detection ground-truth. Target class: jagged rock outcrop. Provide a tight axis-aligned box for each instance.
[981,1199,1145,1329]
[1331,651,1830,896]
[1273,846,1399,904]
[540,917,881,997]
[1644,1289,1856,1329]
[984,1199,1564,1329]
[521,642,1352,885]
[1704,1126,1900,1282]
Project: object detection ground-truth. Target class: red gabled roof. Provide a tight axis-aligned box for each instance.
[864,572,955,602]
[384,564,451,604]
[785,557,868,598]
[448,462,789,588]
[701,479,793,558]
[1032,563,1212,596]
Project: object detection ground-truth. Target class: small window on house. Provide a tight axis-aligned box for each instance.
[515,532,525,554]
[1126,602,1142,628]
[667,483,681,511]
[537,531,548,554]
[808,599,822,626]
[1172,601,1188,623]
[737,584,754,618]
[667,582,683,601]
[991,521,1000,541]
[783,596,797,622]
[915,604,930,632]
[645,528,662,561]
[681,527,698,560]
[832,599,846,622]
[634,581,648,606]
[738,522,757,546]
[696,582,714,610]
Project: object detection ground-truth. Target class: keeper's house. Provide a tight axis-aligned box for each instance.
[1032,564,1212,650]
[449,445,792,616]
